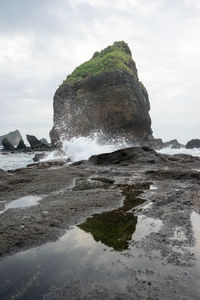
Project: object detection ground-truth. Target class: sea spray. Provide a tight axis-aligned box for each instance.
[43,134,131,163]
[42,136,200,164]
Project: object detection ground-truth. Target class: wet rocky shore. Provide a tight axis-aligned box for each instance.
[0,147,200,299]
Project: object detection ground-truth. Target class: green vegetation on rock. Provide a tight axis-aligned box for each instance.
[63,41,136,85]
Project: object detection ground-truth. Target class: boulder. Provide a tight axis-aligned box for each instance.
[26,135,50,150]
[16,139,27,150]
[186,139,200,149]
[0,130,22,146]
[2,138,15,151]
[50,41,152,147]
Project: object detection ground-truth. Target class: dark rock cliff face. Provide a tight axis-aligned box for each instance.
[50,42,152,147]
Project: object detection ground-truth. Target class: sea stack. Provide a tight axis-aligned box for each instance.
[50,41,153,147]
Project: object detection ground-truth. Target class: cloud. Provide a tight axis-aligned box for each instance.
[0,0,199,143]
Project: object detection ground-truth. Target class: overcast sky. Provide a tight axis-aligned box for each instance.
[0,0,199,143]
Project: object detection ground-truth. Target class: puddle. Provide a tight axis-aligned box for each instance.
[0,213,197,300]
[78,183,149,251]
[132,215,162,241]
[0,215,164,299]
[1,185,199,299]
[0,226,154,300]
[0,195,42,215]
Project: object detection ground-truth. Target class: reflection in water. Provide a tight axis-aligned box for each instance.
[0,184,198,299]
[79,211,138,251]
[0,182,167,300]
[79,183,149,251]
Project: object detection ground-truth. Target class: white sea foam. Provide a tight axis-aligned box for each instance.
[1,139,200,171]
[43,134,130,163]
[0,151,35,171]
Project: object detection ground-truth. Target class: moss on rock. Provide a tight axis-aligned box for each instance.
[63,41,136,85]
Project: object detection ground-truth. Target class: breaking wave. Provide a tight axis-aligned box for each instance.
[43,134,130,163]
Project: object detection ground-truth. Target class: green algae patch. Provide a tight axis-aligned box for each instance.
[63,41,136,85]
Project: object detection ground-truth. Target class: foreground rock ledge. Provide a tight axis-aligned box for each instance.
[1,147,200,299]
[0,147,200,257]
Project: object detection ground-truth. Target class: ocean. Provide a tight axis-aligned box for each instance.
[0,138,200,171]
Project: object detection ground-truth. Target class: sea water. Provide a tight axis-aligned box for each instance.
[1,138,200,171]
[157,147,200,157]
[0,149,35,171]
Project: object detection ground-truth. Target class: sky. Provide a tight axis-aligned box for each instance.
[0,0,199,144]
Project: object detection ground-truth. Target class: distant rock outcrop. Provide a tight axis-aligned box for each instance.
[26,135,50,150]
[186,139,200,149]
[40,138,48,145]
[0,130,22,146]
[50,41,153,147]
[2,138,15,151]
[163,139,185,149]
[139,137,164,150]
[16,139,27,150]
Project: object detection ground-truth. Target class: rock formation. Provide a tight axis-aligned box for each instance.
[50,41,153,147]
[40,138,48,145]
[163,139,185,149]
[0,130,22,146]
[186,139,200,149]
[26,134,50,150]
[2,138,15,151]
[16,139,27,150]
